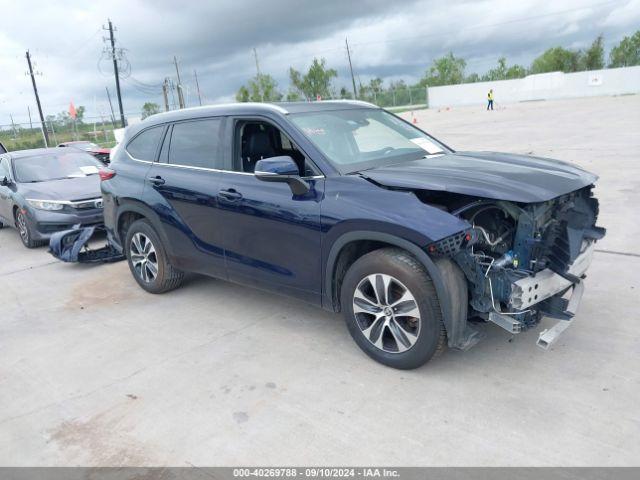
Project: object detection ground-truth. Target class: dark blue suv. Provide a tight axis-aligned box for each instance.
[101,101,604,369]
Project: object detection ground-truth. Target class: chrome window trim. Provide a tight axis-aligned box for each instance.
[151,161,324,179]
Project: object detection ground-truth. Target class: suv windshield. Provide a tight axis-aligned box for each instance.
[14,151,102,183]
[290,108,450,173]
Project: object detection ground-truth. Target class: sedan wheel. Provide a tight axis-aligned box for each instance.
[16,211,29,243]
[129,232,159,283]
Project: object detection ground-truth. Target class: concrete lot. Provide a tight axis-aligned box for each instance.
[1,95,639,466]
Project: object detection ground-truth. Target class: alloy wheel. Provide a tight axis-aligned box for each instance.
[16,212,29,243]
[352,273,421,353]
[130,232,158,283]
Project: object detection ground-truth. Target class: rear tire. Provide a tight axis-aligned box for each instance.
[124,218,184,294]
[15,210,45,248]
[340,248,446,369]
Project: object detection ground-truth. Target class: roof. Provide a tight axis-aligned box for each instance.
[140,100,378,129]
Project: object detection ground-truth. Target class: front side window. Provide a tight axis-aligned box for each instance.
[126,126,164,161]
[168,118,222,169]
[13,152,103,183]
[289,108,449,173]
[236,120,317,176]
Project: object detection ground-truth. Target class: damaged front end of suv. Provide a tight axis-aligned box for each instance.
[424,185,605,349]
[360,148,606,352]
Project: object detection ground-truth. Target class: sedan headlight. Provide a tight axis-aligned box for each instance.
[26,199,66,211]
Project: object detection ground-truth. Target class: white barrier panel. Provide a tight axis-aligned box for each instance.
[427,66,640,108]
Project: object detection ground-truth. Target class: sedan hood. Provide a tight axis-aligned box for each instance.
[19,175,101,201]
[359,151,597,203]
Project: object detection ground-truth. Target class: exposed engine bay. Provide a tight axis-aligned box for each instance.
[422,185,606,345]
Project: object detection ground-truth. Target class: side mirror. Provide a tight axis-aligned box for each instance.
[254,156,310,195]
[0,176,11,187]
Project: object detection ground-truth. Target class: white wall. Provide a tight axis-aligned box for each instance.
[427,66,640,108]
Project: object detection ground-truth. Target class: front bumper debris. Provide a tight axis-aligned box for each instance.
[48,225,124,263]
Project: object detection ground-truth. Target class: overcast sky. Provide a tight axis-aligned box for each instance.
[1,0,639,125]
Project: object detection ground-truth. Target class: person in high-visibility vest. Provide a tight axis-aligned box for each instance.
[487,89,494,110]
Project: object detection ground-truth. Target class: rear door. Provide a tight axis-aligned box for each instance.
[144,117,226,278]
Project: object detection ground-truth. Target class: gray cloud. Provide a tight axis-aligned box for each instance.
[1,0,639,124]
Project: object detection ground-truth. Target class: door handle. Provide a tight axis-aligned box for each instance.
[149,175,165,186]
[218,188,243,201]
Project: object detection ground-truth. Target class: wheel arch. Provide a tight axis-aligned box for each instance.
[114,199,173,257]
[324,231,470,349]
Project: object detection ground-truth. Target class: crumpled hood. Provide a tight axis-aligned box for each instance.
[359,151,598,203]
[19,175,101,201]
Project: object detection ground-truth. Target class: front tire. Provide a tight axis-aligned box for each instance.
[125,218,184,294]
[15,210,45,248]
[341,248,446,369]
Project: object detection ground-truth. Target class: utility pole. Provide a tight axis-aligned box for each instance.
[25,50,49,146]
[9,114,17,140]
[173,56,185,108]
[345,37,358,100]
[194,70,203,106]
[105,19,126,127]
[253,48,264,101]
[105,87,117,129]
[162,78,170,111]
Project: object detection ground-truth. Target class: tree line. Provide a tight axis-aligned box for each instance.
[234,30,640,104]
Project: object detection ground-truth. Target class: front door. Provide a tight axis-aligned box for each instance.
[216,118,324,304]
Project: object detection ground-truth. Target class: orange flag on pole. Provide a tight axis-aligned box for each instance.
[69,101,77,120]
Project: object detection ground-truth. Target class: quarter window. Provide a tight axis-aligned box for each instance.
[126,126,164,161]
[168,119,222,169]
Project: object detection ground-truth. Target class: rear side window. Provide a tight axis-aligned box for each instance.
[126,126,164,161]
[168,118,222,169]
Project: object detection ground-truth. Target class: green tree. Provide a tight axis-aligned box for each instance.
[482,57,527,81]
[285,90,302,101]
[418,52,466,87]
[75,106,86,123]
[236,73,282,102]
[609,30,640,67]
[530,46,581,74]
[465,72,480,83]
[236,85,250,102]
[141,102,161,120]
[339,86,353,99]
[288,58,337,100]
[581,35,605,70]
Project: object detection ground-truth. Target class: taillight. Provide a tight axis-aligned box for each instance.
[99,168,116,181]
